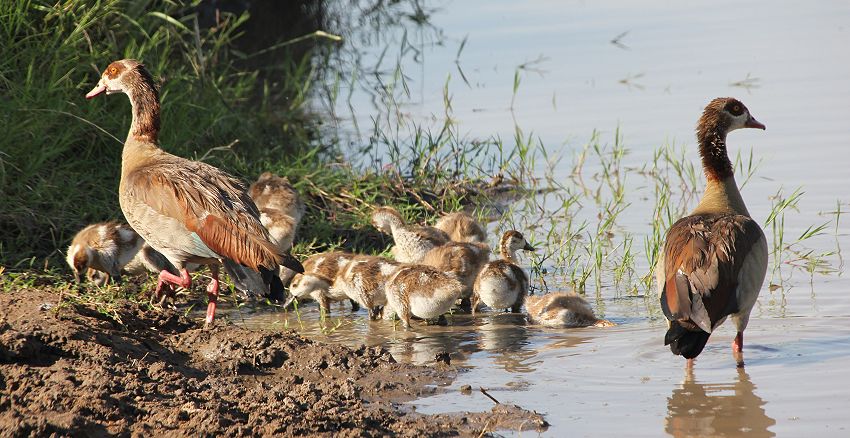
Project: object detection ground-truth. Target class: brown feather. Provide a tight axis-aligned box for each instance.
[123,154,281,271]
[662,214,764,330]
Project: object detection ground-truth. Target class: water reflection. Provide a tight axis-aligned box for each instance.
[665,367,776,437]
[477,314,537,373]
[384,323,481,365]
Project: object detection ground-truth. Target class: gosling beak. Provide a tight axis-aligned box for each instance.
[523,242,536,251]
[744,115,766,130]
[85,80,107,99]
[282,294,297,309]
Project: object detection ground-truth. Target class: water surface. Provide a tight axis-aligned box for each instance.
[241,0,850,435]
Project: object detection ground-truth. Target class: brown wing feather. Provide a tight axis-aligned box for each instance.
[662,214,763,330]
[125,157,281,271]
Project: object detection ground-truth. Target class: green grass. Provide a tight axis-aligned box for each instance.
[0,0,522,275]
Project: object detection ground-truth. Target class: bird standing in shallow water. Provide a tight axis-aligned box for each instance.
[471,230,534,314]
[86,59,303,326]
[657,97,767,367]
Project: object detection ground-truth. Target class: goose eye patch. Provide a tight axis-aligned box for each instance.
[728,103,743,116]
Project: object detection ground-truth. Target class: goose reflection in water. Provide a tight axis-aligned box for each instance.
[477,314,537,373]
[665,366,776,437]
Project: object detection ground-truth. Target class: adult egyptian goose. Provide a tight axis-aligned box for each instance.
[86,59,303,325]
[434,211,487,243]
[658,97,767,365]
[471,230,534,314]
[371,206,450,263]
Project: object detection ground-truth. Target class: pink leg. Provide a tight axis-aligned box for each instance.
[156,269,191,302]
[732,332,744,353]
[686,358,695,369]
[205,264,220,326]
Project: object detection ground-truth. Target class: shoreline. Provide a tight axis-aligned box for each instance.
[0,287,547,436]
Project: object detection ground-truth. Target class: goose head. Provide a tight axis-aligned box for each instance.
[697,97,765,140]
[85,59,151,99]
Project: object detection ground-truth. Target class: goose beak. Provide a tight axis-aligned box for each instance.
[523,243,536,251]
[280,253,305,274]
[85,80,107,99]
[744,116,766,130]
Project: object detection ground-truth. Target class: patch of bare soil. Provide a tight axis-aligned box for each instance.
[0,289,547,436]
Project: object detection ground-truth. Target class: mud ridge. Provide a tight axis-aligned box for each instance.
[0,289,547,436]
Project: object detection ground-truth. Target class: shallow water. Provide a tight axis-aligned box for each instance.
[239,0,849,435]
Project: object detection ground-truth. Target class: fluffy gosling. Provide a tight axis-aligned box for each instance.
[286,251,358,314]
[371,206,450,263]
[421,241,490,302]
[385,264,465,329]
[525,292,614,328]
[434,211,487,243]
[472,230,535,314]
[67,221,148,285]
[329,255,400,320]
[249,172,306,282]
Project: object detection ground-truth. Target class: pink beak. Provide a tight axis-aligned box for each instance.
[745,116,766,130]
[85,82,107,99]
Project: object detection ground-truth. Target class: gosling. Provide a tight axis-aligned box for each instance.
[421,241,490,304]
[525,292,614,328]
[471,230,534,314]
[434,211,487,243]
[286,251,358,314]
[249,172,306,281]
[385,264,465,329]
[329,255,400,320]
[371,206,450,263]
[67,221,148,285]
[123,242,178,277]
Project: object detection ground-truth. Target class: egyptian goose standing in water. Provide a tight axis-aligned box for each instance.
[471,230,534,314]
[371,206,450,263]
[434,211,487,243]
[86,59,303,325]
[658,97,767,366]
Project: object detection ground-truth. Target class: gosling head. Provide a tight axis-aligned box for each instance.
[500,230,535,257]
[697,97,765,140]
[288,273,330,299]
[66,243,91,284]
[371,206,404,234]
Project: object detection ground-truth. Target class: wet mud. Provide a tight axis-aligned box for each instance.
[0,289,547,436]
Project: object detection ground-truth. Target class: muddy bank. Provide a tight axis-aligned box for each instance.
[0,289,547,436]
